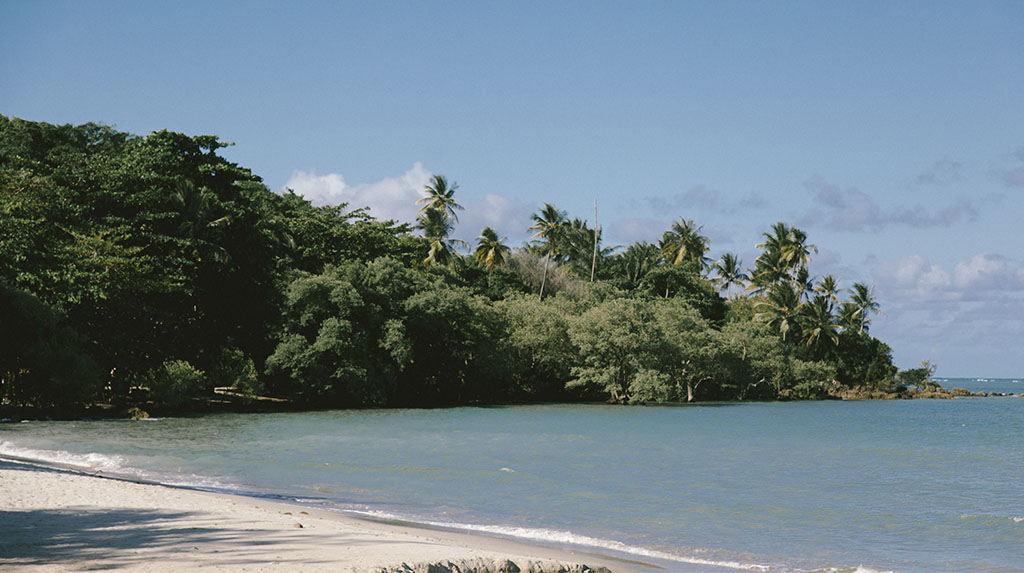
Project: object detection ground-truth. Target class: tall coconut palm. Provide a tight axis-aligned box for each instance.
[474,226,511,286]
[659,218,711,270]
[848,282,881,334]
[528,203,568,300]
[712,253,749,298]
[752,222,816,288]
[416,175,464,222]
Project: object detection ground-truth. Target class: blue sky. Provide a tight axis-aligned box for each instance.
[3,1,1022,377]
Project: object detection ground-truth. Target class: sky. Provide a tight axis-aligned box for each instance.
[2,0,1022,377]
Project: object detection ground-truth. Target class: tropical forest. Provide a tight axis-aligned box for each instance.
[0,116,936,417]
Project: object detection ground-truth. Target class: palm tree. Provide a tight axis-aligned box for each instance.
[474,226,511,286]
[784,226,817,272]
[609,242,660,289]
[417,208,468,269]
[754,281,803,341]
[814,274,842,305]
[748,246,787,294]
[837,301,862,333]
[798,295,839,352]
[713,253,748,298]
[794,267,815,301]
[528,203,568,300]
[848,282,881,334]
[659,218,711,270]
[416,175,464,222]
[752,222,816,288]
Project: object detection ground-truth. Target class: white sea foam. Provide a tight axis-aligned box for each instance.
[345,509,769,571]
[0,440,239,492]
[0,440,130,474]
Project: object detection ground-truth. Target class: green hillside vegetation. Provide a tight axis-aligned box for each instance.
[1,117,929,416]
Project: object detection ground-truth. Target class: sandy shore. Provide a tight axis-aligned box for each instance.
[0,458,638,572]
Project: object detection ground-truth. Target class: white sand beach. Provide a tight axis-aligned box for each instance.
[0,458,633,572]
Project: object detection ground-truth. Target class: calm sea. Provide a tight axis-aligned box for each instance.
[2,379,1022,572]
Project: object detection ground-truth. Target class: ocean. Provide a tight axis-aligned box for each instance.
[2,378,1022,572]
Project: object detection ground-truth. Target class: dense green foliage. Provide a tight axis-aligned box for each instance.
[1,117,913,414]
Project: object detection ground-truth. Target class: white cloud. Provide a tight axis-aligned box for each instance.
[283,163,433,224]
[282,164,536,246]
[952,254,1006,292]
[874,253,1020,303]
[871,254,1024,376]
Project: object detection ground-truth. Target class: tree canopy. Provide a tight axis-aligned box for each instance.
[1,116,920,416]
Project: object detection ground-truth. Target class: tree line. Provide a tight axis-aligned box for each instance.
[0,117,917,415]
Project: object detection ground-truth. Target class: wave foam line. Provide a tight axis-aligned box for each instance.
[346,509,769,571]
[0,440,131,474]
[0,440,239,493]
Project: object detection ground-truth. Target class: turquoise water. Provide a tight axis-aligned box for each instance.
[2,396,1023,572]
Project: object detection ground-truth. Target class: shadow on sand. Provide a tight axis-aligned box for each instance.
[0,460,417,569]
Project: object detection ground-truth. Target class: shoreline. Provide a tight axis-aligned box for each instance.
[0,456,643,572]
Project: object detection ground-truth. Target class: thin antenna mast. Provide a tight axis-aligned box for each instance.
[591,199,598,282]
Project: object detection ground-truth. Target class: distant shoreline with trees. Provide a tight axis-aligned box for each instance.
[0,117,963,419]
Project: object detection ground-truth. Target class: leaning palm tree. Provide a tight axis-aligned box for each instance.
[416,174,464,222]
[528,203,568,300]
[713,253,749,298]
[659,218,711,270]
[474,226,511,286]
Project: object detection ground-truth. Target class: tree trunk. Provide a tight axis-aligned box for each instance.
[539,251,550,300]
[591,199,598,282]
[686,381,694,403]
